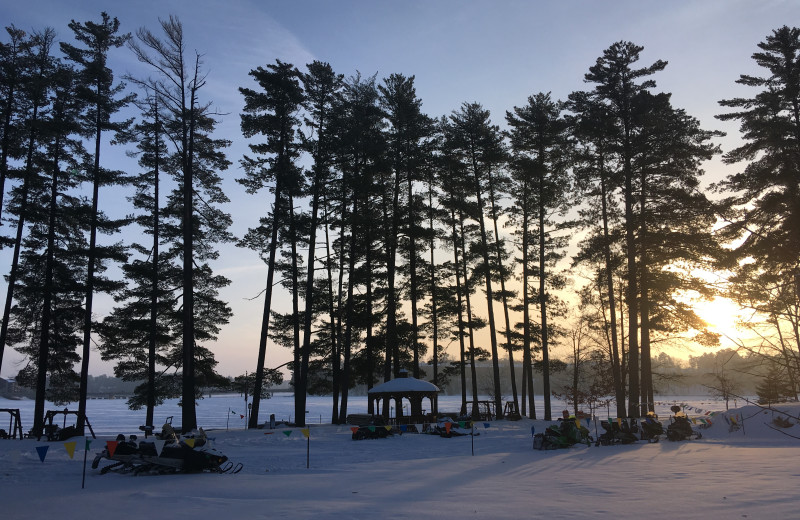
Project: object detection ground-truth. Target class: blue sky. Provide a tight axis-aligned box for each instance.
[1,0,798,378]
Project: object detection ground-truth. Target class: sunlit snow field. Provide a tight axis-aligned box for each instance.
[1,394,798,520]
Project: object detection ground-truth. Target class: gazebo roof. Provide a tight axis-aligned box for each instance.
[368,375,440,395]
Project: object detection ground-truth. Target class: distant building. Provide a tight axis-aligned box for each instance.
[0,377,31,399]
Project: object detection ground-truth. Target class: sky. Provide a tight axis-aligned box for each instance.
[1,0,799,379]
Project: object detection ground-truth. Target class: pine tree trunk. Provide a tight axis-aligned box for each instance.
[33,138,62,438]
[450,207,468,415]
[249,178,281,429]
[470,155,502,420]
[487,175,519,415]
[78,102,102,435]
[600,164,626,418]
[0,100,38,376]
[146,126,160,428]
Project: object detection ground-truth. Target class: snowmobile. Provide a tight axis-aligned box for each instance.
[424,417,473,438]
[92,426,241,475]
[666,411,702,441]
[595,418,638,446]
[352,425,393,440]
[534,417,592,450]
[640,412,664,443]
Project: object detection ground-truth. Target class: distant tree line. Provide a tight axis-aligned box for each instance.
[1,14,798,432]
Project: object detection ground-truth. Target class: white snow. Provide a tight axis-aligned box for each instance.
[1,398,798,519]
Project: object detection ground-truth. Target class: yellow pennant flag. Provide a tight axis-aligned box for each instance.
[301,428,310,439]
[63,441,77,459]
[184,438,195,448]
[575,419,581,429]
[384,425,392,432]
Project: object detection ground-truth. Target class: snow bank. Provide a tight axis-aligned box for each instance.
[1,402,798,519]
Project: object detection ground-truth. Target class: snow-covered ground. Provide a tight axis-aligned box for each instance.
[1,397,798,519]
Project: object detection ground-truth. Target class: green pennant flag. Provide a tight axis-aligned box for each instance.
[283,430,292,437]
[84,438,92,451]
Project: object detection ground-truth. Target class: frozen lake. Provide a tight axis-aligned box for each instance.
[0,393,733,436]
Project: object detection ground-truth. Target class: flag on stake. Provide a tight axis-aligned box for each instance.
[231,410,237,415]
[483,422,490,428]
[445,422,452,434]
[84,438,92,451]
[106,441,119,458]
[575,418,581,429]
[63,441,77,459]
[415,424,423,433]
[301,428,310,439]
[184,438,195,448]
[531,426,536,437]
[399,425,407,432]
[350,427,358,434]
[384,425,392,432]
[283,430,292,437]
[153,439,165,456]
[585,418,591,428]
[458,421,466,428]
[368,426,376,433]
[36,445,49,463]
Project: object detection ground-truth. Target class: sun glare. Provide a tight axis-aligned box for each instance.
[692,296,744,342]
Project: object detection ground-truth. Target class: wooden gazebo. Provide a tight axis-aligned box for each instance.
[368,370,440,424]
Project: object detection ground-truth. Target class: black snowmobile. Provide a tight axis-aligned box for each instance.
[666,411,702,441]
[92,426,241,475]
[640,412,664,443]
[595,418,639,446]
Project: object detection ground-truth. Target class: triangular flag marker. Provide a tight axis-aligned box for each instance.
[283,430,292,437]
[301,428,310,439]
[184,438,195,448]
[63,441,77,459]
[106,441,118,458]
[36,445,49,463]
[153,439,165,456]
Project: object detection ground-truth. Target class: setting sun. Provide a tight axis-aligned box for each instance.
[691,296,748,345]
